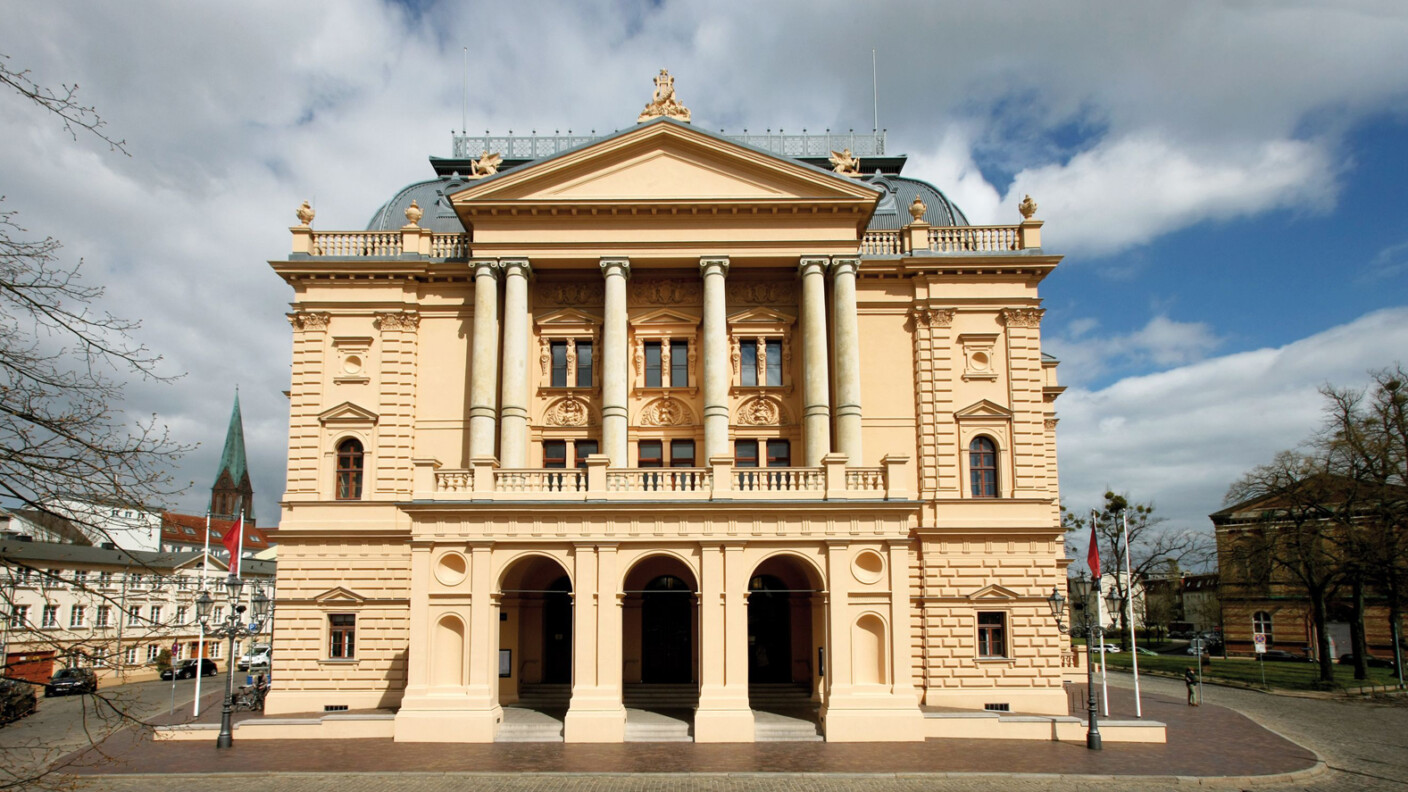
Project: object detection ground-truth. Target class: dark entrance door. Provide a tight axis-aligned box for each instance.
[542,576,573,684]
[641,575,693,683]
[747,575,792,683]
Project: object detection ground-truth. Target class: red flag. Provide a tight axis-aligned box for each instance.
[222,514,244,577]
[1087,524,1101,580]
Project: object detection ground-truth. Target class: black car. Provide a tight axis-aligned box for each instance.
[1258,649,1309,662]
[160,659,219,680]
[0,679,38,724]
[45,667,98,697]
[1338,652,1398,670]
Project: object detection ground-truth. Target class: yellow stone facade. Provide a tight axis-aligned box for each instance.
[267,115,1067,743]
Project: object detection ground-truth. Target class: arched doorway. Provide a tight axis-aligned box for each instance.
[621,555,699,686]
[747,555,823,692]
[498,556,573,703]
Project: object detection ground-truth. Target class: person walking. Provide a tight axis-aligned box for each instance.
[1184,667,1199,706]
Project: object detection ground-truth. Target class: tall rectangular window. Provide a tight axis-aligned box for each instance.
[550,341,568,387]
[574,439,598,468]
[977,612,1007,658]
[124,646,138,666]
[95,606,111,628]
[544,440,567,469]
[735,439,759,468]
[765,338,782,386]
[740,340,758,386]
[128,605,140,626]
[575,340,593,387]
[645,341,663,387]
[639,440,663,468]
[9,605,28,628]
[766,439,791,467]
[176,606,188,625]
[670,439,696,467]
[42,605,58,628]
[329,614,356,659]
[69,606,85,628]
[669,340,689,387]
[149,605,162,625]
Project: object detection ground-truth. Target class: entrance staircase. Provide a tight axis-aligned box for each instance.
[497,683,569,742]
[623,683,697,741]
[749,683,823,742]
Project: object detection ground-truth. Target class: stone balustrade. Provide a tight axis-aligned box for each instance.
[414,454,910,503]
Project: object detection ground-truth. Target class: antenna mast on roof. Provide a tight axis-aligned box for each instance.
[462,47,469,135]
[872,49,879,134]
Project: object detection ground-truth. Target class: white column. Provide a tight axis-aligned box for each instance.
[700,257,731,460]
[498,258,532,467]
[600,258,631,466]
[830,256,863,464]
[798,256,832,466]
[468,259,500,459]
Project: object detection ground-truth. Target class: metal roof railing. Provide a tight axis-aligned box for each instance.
[451,129,886,161]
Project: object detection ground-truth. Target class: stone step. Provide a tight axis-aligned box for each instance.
[624,708,693,742]
[495,706,565,743]
[752,709,823,742]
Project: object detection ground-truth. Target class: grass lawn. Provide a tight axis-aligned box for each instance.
[1100,652,1403,691]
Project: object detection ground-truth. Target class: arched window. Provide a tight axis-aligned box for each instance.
[1252,610,1273,643]
[336,439,364,500]
[969,436,998,498]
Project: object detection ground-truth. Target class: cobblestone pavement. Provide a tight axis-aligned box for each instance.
[54,673,1408,792]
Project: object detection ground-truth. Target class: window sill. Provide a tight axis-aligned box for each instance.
[975,657,1015,664]
[319,658,360,664]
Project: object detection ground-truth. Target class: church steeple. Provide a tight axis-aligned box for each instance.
[210,391,254,522]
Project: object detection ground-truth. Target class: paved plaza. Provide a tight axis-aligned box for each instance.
[29,673,1407,791]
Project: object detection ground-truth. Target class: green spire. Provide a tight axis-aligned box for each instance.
[215,391,248,485]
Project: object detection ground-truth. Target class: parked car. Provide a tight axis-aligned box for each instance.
[1093,643,1122,653]
[160,659,219,680]
[1338,652,1398,670]
[0,679,38,725]
[45,667,98,697]
[1258,649,1309,662]
[237,645,272,671]
[1131,646,1159,656]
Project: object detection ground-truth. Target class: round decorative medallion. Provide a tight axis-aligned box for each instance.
[851,549,885,585]
[435,552,468,587]
[546,398,590,427]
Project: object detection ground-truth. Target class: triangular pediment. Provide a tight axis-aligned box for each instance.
[633,307,700,325]
[318,401,379,426]
[955,399,1013,419]
[968,583,1021,601]
[450,120,881,205]
[313,586,367,605]
[728,306,795,325]
[535,307,601,326]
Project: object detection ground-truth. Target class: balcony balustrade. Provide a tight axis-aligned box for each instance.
[412,454,910,503]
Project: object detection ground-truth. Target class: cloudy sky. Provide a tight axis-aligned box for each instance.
[2,1,1406,543]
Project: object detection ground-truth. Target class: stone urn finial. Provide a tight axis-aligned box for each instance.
[296,201,315,227]
[1018,194,1038,220]
[404,199,423,227]
[909,195,927,222]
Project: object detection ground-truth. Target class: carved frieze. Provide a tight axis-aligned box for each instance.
[537,281,602,307]
[374,311,421,332]
[1000,308,1045,329]
[288,311,331,331]
[736,396,786,426]
[631,278,701,305]
[727,280,795,306]
[640,396,694,426]
[545,397,592,427]
[911,308,955,330]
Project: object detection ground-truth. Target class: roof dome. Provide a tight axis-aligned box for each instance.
[366,176,470,233]
[862,174,969,230]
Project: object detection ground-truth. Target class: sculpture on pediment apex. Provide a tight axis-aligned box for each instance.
[1018,194,1038,220]
[637,69,692,124]
[468,150,503,179]
[296,201,315,226]
[830,149,862,178]
[404,200,423,227]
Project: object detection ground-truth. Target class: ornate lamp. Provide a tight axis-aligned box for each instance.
[195,590,213,625]
[251,587,270,624]
[1047,586,1067,633]
[224,574,244,602]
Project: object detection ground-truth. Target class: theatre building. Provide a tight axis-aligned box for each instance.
[266,75,1069,743]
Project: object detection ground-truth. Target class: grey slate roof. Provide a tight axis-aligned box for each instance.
[367,118,968,233]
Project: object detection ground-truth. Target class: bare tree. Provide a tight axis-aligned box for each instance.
[1064,492,1211,636]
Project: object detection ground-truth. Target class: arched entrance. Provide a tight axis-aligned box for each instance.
[498,555,573,704]
[747,555,823,693]
[621,555,699,686]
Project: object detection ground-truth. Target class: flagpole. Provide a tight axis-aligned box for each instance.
[1124,510,1142,718]
[194,508,211,717]
[1093,510,1108,717]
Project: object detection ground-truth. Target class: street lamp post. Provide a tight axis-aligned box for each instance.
[1049,572,1103,750]
[195,575,270,749]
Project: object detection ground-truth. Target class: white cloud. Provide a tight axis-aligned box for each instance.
[1047,315,1223,386]
[1057,307,1408,536]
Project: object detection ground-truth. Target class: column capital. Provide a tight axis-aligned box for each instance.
[798,256,829,276]
[829,256,860,277]
[469,258,500,278]
[699,256,730,277]
[599,257,631,279]
[499,257,532,277]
